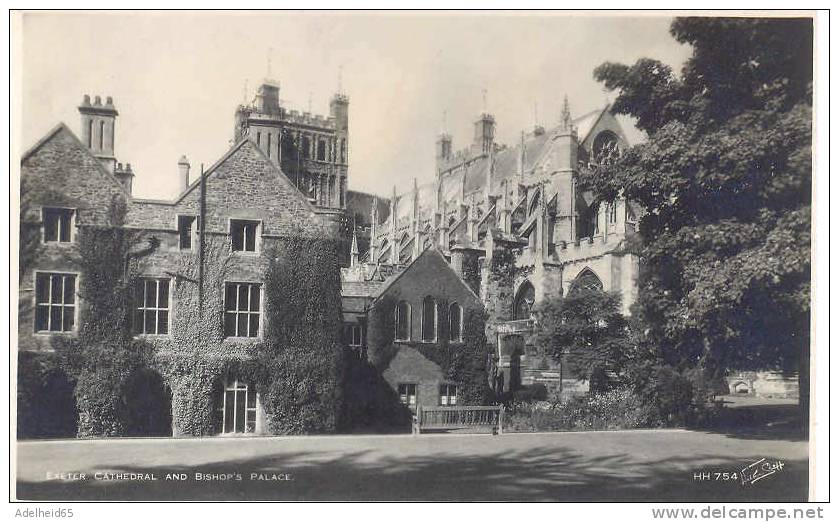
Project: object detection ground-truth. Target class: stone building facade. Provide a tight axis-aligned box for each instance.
[341,247,485,412]
[360,97,640,395]
[18,93,343,437]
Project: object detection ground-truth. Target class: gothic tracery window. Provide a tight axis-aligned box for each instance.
[568,268,604,296]
[513,281,535,320]
[592,131,621,165]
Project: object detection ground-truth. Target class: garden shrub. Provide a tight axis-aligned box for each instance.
[16,351,77,438]
[504,387,659,432]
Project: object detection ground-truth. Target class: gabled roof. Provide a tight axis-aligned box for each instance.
[169,137,318,212]
[20,122,130,197]
[372,247,480,304]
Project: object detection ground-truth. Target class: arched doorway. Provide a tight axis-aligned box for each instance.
[513,281,535,320]
[123,368,173,437]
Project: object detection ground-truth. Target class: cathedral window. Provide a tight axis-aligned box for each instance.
[267,133,272,158]
[42,207,74,243]
[34,272,77,333]
[317,139,326,161]
[133,278,170,336]
[99,121,104,150]
[224,282,262,338]
[421,296,437,342]
[449,302,463,342]
[395,300,411,341]
[87,120,93,148]
[439,384,458,406]
[340,139,346,164]
[177,215,196,250]
[230,219,260,253]
[513,281,535,321]
[301,136,311,159]
[592,131,621,165]
[569,269,604,296]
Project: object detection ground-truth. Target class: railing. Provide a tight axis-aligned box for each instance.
[413,405,504,435]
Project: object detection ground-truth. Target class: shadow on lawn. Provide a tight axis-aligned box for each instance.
[17,444,808,502]
[700,401,807,442]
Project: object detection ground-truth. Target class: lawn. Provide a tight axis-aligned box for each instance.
[16,425,808,501]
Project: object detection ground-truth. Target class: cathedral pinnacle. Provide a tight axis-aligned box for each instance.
[560,94,572,131]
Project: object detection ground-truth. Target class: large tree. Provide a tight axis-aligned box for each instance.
[580,18,812,422]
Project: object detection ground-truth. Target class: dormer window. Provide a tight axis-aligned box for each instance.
[230,219,260,253]
[42,208,74,243]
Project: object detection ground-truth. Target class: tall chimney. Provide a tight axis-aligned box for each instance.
[78,94,118,173]
[178,155,191,194]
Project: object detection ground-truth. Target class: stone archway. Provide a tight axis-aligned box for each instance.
[123,368,173,437]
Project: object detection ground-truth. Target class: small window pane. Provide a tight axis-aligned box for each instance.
[145,311,156,333]
[245,224,256,252]
[63,276,75,304]
[59,212,72,241]
[35,306,49,331]
[158,311,169,335]
[224,312,236,337]
[238,285,249,311]
[35,276,48,303]
[50,307,62,331]
[158,281,169,307]
[63,307,75,332]
[145,282,157,307]
[134,309,145,334]
[178,216,194,250]
[249,287,260,311]
[225,284,237,311]
[50,276,63,304]
[237,313,248,337]
[43,213,58,242]
[232,224,244,251]
[247,391,256,408]
[247,313,258,337]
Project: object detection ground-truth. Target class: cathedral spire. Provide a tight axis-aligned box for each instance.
[350,221,359,267]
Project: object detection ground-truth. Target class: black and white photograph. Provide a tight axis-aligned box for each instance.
[9,8,827,509]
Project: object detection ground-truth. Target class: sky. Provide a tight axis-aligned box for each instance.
[18,12,692,200]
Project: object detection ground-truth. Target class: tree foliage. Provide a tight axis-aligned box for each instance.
[582,18,812,408]
[534,290,633,392]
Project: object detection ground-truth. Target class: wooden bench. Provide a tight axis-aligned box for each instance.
[412,405,505,435]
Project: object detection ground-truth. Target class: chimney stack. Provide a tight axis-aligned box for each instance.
[78,94,118,173]
[178,155,191,194]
